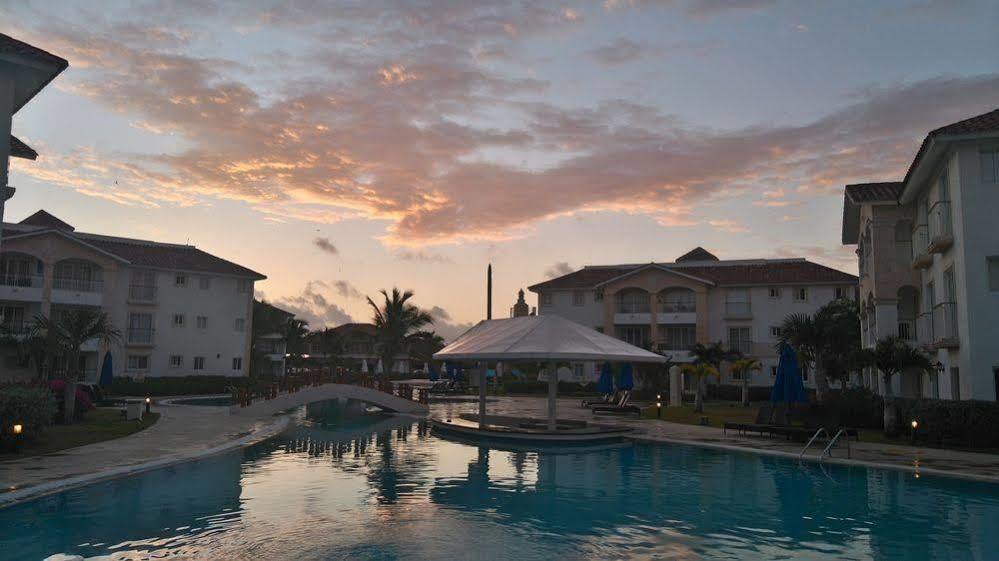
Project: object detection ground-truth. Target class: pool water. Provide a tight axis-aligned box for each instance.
[169,396,233,406]
[2,400,997,560]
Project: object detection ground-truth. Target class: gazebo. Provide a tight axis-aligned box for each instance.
[433,315,667,440]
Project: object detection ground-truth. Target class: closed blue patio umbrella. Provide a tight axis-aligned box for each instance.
[618,363,635,391]
[770,344,808,404]
[446,362,457,380]
[98,352,113,388]
[596,362,614,394]
[428,364,439,381]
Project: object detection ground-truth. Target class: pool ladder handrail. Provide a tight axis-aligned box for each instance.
[798,428,851,462]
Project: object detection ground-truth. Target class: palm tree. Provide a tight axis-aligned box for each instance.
[308,327,344,372]
[681,362,719,413]
[860,335,934,436]
[34,310,121,423]
[690,341,736,370]
[407,330,446,370]
[366,288,434,378]
[731,358,761,407]
[778,313,828,400]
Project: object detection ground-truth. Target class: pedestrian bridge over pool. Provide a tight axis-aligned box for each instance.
[229,383,429,417]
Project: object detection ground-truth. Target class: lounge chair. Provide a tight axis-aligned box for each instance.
[724,403,787,436]
[581,391,617,408]
[591,390,641,417]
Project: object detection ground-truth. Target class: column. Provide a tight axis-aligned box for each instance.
[649,291,658,350]
[0,77,14,253]
[547,360,557,430]
[478,364,487,428]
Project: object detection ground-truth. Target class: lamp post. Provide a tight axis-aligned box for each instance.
[910,419,919,444]
[656,393,662,419]
[12,423,23,452]
[145,397,151,415]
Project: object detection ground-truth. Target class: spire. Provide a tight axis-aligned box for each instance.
[486,263,493,320]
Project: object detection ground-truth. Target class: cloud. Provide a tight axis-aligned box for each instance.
[544,261,574,278]
[427,305,475,342]
[270,280,354,328]
[428,306,452,322]
[394,249,453,263]
[313,237,339,256]
[588,38,655,65]
[708,219,750,233]
[772,244,858,273]
[333,280,363,299]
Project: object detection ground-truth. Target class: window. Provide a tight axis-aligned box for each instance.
[615,326,649,348]
[617,289,650,313]
[196,315,208,328]
[595,326,604,333]
[594,291,604,302]
[173,313,185,327]
[659,325,695,351]
[0,305,25,331]
[129,270,157,301]
[169,355,183,368]
[768,287,781,299]
[572,362,584,378]
[770,366,778,377]
[193,356,205,370]
[199,277,211,290]
[234,318,246,332]
[572,291,585,306]
[769,326,781,339]
[659,288,696,313]
[53,260,101,292]
[236,279,251,293]
[728,327,752,355]
[232,357,243,370]
[981,149,998,183]
[835,287,848,300]
[175,274,187,287]
[990,257,999,292]
[725,288,750,316]
[793,287,808,302]
[127,312,154,344]
[950,367,961,400]
[541,292,552,306]
[126,355,149,371]
[929,371,939,399]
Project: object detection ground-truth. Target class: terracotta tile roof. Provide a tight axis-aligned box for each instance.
[844,182,904,203]
[19,210,74,230]
[903,108,999,188]
[529,259,856,291]
[675,246,719,262]
[330,323,377,337]
[5,210,265,279]
[10,135,37,160]
[0,33,69,114]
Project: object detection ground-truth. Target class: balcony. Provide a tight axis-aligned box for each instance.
[927,200,954,253]
[614,309,652,325]
[128,284,158,303]
[0,321,34,339]
[897,318,916,343]
[932,302,959,349]
[911,224,932,269]
[0,275,44,302]
[724,301,752,319]
[52,277,104,306]
[126,327,156,346]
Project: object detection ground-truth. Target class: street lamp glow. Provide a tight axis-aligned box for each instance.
[911,420,919,430]
[12,424,23,435]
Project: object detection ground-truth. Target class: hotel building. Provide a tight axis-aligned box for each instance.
[528,247,857,388]
[842,108,999,401]
[0,210,264,380]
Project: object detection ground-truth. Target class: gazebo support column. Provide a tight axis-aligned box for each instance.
[479,363,487,429]
[547,360,557,431]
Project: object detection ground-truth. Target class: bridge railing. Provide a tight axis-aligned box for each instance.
[231,369,429,408]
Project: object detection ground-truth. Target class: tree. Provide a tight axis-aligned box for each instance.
[34,310,121,423]
[308,327,344,372]
[690,341,739,370]
[407,330,445,369]
[366,288,434,377]
[778,313,826,399]
[680,362,719,413]
[731,358,761,407]
[859,336,934,436]
[814,299,862,388]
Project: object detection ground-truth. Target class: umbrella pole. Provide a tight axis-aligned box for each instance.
[479,363,487,429]
[547,361,557,431]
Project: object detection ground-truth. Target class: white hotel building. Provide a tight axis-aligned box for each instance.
[842,108,999,401]
[528,247,858,388]
[0,210,264,380]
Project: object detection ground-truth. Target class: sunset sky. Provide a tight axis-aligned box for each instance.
[3,0,997,339]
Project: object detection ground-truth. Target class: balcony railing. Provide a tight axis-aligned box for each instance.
[916,312,934,348]
[0,321,33,338]
[53,277,103,293]
[0,275,43,288]
[127,327,155,345]
[911,224,931,268]
[897,318,916,342]
[725,301,752,317]
[658,301,696,313]
[616,303,650,314]
[928,200,954,252]
[128,284,158,302]
[728,340,753,356]
[932,302,959,348]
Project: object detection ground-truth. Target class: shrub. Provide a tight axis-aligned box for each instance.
[825,387,883,429]
[0,385,57,442]
[47,380,94,420]
[108,375,253,396]
[894,398,999,449]
[706,384,772,402]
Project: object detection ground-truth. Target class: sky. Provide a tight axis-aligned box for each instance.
[2,0,998,340]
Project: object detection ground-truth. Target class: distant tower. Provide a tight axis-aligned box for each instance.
[512,289,529,317]
[487,263,493,320]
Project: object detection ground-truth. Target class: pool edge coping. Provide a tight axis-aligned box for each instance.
[0,415,291,509]
[628,434,999,484]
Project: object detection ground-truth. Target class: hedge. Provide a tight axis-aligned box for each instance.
[108,376,254,396]
[705,384,773,402]
[0,386,56,443]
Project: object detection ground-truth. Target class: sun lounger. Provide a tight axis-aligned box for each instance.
[591,390,641,416]
[581,392,617,407]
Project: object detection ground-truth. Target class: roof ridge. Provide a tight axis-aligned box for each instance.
[75,231,195,249]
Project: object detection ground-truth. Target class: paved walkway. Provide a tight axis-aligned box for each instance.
[3,394,998,507]
[0,399,285,506]
[431,396,999,482]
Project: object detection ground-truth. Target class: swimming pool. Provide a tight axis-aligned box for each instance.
[168,396,233,406]
[2,400,996,560]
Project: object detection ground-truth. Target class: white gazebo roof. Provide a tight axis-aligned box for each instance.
[434,315,668,363]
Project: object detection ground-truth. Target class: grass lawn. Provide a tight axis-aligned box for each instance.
[0,408,160,460]
[639,400,763,429]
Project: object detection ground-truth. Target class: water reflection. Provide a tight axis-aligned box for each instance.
[1,399,997,560]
